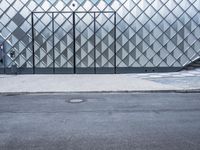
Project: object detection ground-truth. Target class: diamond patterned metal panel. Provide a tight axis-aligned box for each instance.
[96,13,115,68]
[33,13,53,70]
[0,0,200,74]
[54,13,74,69]
[75,13,95,68]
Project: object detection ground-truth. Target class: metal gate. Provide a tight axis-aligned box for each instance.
[32,12,116,74]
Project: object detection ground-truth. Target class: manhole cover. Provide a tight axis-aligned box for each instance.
[68,99,84,103]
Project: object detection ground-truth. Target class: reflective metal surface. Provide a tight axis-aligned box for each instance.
[0,0,200,74]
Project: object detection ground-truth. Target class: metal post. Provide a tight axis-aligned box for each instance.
[73,12,76,74]
[31,12,35,74]
[114,12,117,74]
[52,13,55,74]
[94,12,96,74]
[1,42,6,73]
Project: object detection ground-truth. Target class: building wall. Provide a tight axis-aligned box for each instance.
[0,0,200,73]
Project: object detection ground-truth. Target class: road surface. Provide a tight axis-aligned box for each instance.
[0,93,200,150]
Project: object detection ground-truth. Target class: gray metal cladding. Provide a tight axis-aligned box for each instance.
[0,0,200,73]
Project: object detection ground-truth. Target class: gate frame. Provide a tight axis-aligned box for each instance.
[31,11,117,74]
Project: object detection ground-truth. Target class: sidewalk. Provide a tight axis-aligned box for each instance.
[0,69,200,93]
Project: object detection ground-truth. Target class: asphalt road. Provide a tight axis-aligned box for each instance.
[0,93,200,150]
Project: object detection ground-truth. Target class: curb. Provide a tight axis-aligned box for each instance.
[0,89,200,95]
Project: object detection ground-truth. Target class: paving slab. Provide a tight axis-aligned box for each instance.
[0,69,200,93]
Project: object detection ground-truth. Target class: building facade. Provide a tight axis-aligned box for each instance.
[0,0,200,74]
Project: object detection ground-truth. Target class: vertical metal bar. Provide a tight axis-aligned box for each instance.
[52,13,55,74]
[3,42,6,74]
[31,12,35,74]
[94,12,96,74]
[73,12,76,74]
[114,12,117,74]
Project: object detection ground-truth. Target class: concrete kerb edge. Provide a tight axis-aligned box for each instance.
[0,89,200,96]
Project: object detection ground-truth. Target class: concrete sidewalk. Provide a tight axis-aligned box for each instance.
[0,69,200,93]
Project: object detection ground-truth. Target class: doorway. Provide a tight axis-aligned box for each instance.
[32,11,116,74]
